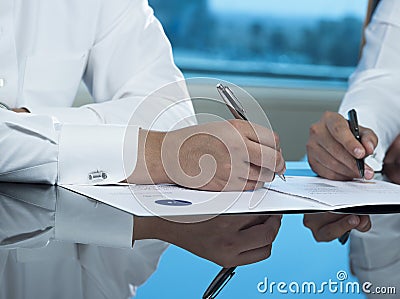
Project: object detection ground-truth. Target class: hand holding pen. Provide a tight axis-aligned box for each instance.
[338,109,365,244]
[307,110,377,181]
[202,84,286,299]
[216,84,286,182]
[305,109,376,246]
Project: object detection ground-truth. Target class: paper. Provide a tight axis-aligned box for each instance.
[62,175,400,216]
[62,183,328,217]
[269,176,400,208]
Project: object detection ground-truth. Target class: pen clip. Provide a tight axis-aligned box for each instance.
[216,84,247,120]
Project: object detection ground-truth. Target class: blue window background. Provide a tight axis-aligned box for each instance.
[149,0,368,81]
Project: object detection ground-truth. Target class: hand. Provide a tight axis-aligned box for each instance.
[12,108,29,113]
[134,214,282,267]
[130,119,285,191]
[303,213,371,242]
[384,134,400,164]
[307,111,378,180]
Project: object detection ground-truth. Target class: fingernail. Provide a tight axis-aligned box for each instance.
[367,141,375,153]
[365,169,374,179]
[348,216,359,226]
[354,148,364,158]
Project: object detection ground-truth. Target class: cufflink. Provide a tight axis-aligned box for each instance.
[88,170,108,181]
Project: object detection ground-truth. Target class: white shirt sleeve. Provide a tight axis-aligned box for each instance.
[339,0,400,169]
[1,0,195,184]
[55,186,134,248]
[0,109,137,185]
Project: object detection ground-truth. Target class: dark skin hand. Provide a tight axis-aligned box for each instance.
[305,128,400,243]
[305,111,378,242]
[303,213,371,242]
[307,111,377,181]
[12,108,29,113]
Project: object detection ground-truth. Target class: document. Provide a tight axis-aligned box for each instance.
[269,176,400,208]
[62,183,328,217]
[62,175,400,216]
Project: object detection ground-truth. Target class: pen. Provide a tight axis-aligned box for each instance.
[338,109,364,246]
[348,109,365,179]
[203,267,235,299]
[338,230,350,245]
[216,83,286,182]
[202,84,285,299]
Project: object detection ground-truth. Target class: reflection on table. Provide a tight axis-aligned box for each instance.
[0,183,167,299]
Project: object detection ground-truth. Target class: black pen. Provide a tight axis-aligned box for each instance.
[338,230,350,245]
[338,109,365,246]
[348,109,365,179]
[203,267,235,299]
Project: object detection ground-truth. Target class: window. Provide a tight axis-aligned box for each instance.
[149,0,368,83]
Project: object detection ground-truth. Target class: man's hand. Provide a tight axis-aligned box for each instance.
[130,119,285,191]
[303,213,371,242]
[307,111,378,181]
[12,108,29,113]
[134,214,282,267]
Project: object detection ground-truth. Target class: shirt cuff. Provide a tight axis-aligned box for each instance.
[57,124,138,185]
[55,186,133,248]
[25,105,102,125]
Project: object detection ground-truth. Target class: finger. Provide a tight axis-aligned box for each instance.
[239,121,279,148]
[308,122,360,179]
[242,179,264,191]
[238,220,280,252]
[244,163,275,182]
[324,112,366,159]
[237,216,281,252]
[238,214,272,230]
[233,245,272,266]
[316,215,361,242]
[360,128,378,156]
[355,215,372,232]
[309,159,353,181]
[308,144,358,179]
[314,131,361,177]
[246,140,285,173]
[303,213,347,231]
[364,164,375,180]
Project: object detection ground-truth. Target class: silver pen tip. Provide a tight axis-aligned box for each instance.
[278,173,286,182]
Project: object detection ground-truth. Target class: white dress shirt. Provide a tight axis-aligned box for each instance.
[339,0,400,297]
[0,0,195,185]
[0,0,196,298]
